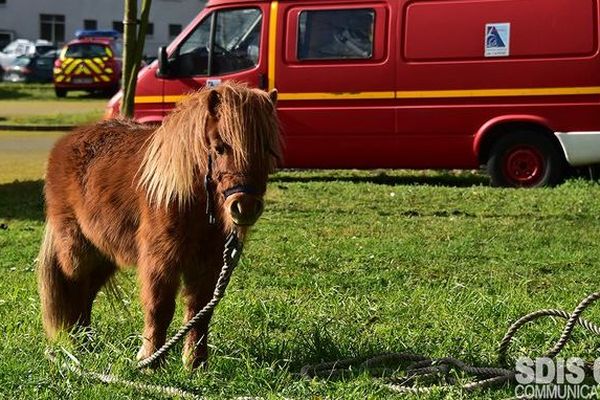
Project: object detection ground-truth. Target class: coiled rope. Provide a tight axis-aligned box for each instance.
[300,292,600,395]
[44,235,600,398]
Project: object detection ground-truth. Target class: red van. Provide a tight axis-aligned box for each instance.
[106,0,600,187]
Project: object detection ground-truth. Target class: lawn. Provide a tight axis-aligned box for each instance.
[0,83,106,127]
[2,133,600,399]
[0,83,112,102]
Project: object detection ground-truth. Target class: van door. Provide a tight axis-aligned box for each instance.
[158,4,268,114]
[275,2,396,168]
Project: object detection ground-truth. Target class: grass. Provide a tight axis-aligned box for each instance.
[0,83,113,101]
[0,111,103,126]
[0,131,64,184]
[2,134,600,399]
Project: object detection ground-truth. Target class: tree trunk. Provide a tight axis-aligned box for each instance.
[120,0,152,118]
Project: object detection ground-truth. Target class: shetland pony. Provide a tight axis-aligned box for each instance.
[38,82,280,368]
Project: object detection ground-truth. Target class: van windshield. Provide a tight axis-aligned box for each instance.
[174,8,262,76]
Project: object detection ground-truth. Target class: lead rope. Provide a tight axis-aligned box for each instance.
[300,292,600,396]
[45,230,243,399]
[45,256,600,398]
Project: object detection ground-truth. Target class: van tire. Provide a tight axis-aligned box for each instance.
[487,131,566,188]
[55,88,67,98]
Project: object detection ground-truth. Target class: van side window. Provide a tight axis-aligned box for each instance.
[298,9,374,60]
[173,8,262,77]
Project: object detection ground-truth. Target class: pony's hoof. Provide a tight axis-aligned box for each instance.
[183,354,208,371]
[136,342,153,362]
[182,346,208,370]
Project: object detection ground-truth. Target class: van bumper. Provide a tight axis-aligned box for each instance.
[555,131,600,166]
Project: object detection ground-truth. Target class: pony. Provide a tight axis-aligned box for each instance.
[38,82,280,368]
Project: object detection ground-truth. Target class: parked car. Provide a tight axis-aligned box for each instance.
[0,39,56,70]
[3,52,56,83]
[106,0,600,188]
[53,30,121,98]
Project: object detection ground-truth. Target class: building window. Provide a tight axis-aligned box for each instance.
[83,19,97,30]
[298,9,374,60]
[169,24,182,38]
[40,14,65,44]
[112,21,124,34]
[146,23,154,36]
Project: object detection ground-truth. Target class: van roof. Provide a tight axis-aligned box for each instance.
[208,0,367,5]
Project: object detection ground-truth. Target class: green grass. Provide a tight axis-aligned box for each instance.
[0,131,64,184]
[2,141,600,399]
[0,83,113,101]
[0,111,103,126]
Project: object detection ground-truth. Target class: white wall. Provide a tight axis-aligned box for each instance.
[0,0,207,56]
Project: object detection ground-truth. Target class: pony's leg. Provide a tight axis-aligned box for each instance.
[80,260,118,327]
[39,219,113,338]
[136,259,181,363]
[181,260,220,369]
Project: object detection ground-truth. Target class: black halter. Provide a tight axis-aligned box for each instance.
[204,154,260,225]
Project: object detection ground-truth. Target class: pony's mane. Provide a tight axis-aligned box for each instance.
[139,82,281,208]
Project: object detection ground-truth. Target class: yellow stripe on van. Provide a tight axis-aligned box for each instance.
[134,95,181,104]
[394,86,600,99]
[278,91,395,100]
[134,86,600,104]
[268,1,278,92]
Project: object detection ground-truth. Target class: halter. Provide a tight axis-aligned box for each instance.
[204,154,260,225]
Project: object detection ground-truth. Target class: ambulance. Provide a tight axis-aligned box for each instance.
[106,0,600,187]
[54,30,121,98]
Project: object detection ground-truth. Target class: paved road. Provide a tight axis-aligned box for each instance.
[0,131,65,183]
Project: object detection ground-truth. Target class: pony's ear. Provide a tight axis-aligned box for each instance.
[268,89,278,105]
[207,89,221,118]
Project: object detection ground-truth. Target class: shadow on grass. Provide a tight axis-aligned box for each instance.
[0,86,30,100]
[0,180,45,221]
[271,171,490,188]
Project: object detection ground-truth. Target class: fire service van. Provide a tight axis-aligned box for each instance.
[55,30,121,98]
[106,0,600,187]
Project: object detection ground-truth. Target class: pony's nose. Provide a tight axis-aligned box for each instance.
[228,196,264,226]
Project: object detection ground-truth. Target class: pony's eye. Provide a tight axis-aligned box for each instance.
[215,144,226,155]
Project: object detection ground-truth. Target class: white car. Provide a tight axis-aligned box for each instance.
[0,39,55,70]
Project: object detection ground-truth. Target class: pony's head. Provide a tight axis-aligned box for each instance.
[204,85,280,231]
[140,82,281,233]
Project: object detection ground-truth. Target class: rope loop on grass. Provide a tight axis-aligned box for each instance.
[44,247,600,398]
[300,291,600,395]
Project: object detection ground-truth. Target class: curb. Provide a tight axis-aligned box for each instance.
[0,124,75,131]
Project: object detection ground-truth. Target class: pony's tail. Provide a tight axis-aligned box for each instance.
[38,222,73,339]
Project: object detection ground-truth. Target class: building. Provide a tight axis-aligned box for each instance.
[0,0,207,56]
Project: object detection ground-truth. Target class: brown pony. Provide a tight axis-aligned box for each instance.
[38,82,280,368]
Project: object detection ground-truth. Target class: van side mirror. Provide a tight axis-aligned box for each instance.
[157,46,169,76]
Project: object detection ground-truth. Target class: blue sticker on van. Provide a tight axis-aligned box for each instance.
[485,23,510,57]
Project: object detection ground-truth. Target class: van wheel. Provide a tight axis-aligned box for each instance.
[55,88,67,98]
[487,131,566,188]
